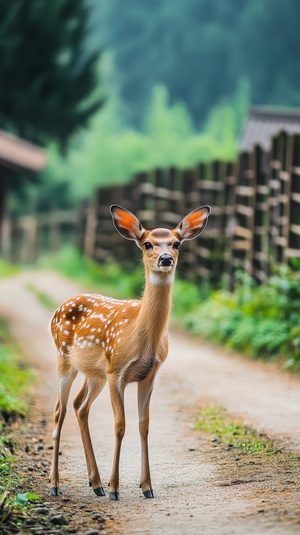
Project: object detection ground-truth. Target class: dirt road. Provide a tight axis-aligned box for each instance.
[1,270,300,534]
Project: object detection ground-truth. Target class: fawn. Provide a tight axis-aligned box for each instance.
[49,204,211,499]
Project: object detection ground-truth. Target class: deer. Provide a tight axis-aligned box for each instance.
[49,204,211,500]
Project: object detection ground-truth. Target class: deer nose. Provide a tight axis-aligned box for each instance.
[158,254,174,267]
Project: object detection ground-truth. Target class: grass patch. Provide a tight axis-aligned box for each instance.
[194,405,276,456]
[0,318,32,426]
[0,258,19,279]
[0,318,34,523]
[25,283,58,311]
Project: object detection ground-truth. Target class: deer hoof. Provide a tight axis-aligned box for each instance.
[109,491,120,500]
[93,486,106,496]
[50,487,60,496]
[143,489,155,499]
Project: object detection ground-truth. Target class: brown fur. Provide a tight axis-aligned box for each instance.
[49,204,210,499]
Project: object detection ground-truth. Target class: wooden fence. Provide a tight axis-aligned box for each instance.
[79,131,300,285]
[8,211,77,264]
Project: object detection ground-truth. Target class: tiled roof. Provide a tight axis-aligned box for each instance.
[0,130,46,173]
[240,107,300,152]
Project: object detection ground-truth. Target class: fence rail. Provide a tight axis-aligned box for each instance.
[78,131,300,286]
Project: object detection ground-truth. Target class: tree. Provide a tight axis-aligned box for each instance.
[89,0,300,126]
[0,0,103,147]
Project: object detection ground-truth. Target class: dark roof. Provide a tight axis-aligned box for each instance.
[240,107,300,152]
[0,130,47,174]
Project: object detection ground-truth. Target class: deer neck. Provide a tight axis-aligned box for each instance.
[134,268,174,352]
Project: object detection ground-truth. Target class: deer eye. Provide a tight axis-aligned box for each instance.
[173,241,181,250]
[144,241,153,250]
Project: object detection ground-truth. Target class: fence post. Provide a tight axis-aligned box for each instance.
[251,145,269,282]
[229,151,256,282]
[288,134,300,262]
[83,199,98,259]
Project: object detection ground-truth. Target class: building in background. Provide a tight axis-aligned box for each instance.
[240,107,300,153]
[0,130,46,254]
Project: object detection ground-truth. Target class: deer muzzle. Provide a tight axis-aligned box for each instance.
[158,254,174,267]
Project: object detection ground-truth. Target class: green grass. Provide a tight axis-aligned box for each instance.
[0,318,33,516]
[37,245,144,299]
[0,258,19,278]
[194,405,276,456]
[0,319,31,426]
[25,283,58,311]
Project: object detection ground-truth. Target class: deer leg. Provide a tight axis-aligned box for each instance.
[137,369,158,499]
[108,376,125,500]
[49,371,77,495]
[73,375,106,496]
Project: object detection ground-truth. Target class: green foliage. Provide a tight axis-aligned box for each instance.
[9,48,245,211]
[65,81,240,201]
[93,0,300,126]
[0,319,31,424]
[0,0,102,147]
[16,492,40,505]
[194,405,275,455]
[172,278,211,318]
[184,268,300,368]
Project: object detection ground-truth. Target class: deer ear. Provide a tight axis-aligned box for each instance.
[175,206,211,241]
[110,205,145,241]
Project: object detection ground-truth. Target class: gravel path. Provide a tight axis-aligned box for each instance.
[1,270,300,534]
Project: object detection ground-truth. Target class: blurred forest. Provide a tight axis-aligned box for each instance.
[3,0,300,214]
[92,0,300,126]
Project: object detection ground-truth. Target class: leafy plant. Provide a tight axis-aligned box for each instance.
[184,267,300,368]
[16,492,40,505]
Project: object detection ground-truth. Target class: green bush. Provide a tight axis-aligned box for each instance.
[184,267,300,368]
